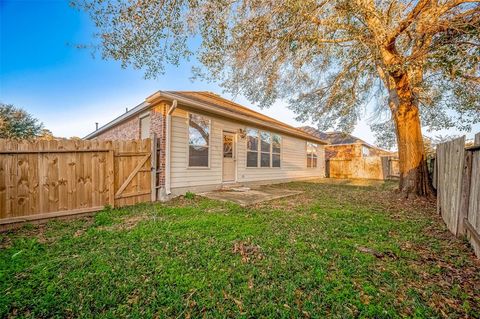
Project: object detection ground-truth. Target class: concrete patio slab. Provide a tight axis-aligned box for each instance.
[199,187,303,206]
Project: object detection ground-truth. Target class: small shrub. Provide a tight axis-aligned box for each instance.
[94,211,113,226]
[185,191,195,200]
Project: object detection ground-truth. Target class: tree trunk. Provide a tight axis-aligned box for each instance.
[379,55,433,198]
[392,93,433,197]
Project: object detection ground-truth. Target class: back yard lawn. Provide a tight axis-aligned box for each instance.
[1,181,479,318]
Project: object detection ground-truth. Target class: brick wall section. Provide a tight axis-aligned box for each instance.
[150,105,164,137]
[151,104,166,189]
[94,116,140,140]
[92,103,168,192]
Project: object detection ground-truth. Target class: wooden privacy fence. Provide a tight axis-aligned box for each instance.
[327,156,399,180]
[435,133,480,257]
[0,138,159,227]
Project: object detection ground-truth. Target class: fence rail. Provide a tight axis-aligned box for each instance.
[0,138,158,228]
[435,133,480,257]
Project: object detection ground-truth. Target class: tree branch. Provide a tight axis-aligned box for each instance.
[440,0,480,15]
[386,0,431,46]
[459,74,480,83]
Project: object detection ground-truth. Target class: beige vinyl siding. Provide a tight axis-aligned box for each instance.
[170,109,221,187]
[169,108,325,190]
[239,134,325,182]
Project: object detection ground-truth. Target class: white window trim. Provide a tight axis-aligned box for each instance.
[362,145,370,157]
[139,112,151,140]
[307,142,318,168]
[246,128,259,168]
[271,133,282,168]
[260,131,271,168]
[186,112,211,169]
[245,128,282,169]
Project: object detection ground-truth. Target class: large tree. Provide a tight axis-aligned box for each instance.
[0,103,44,139]
[74,0,480,196]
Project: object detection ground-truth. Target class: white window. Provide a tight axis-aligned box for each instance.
[188,113,210,167]
[246,128,281,168]
[246,128,259,167]
[260,131,271,167]
[272,134,281,167]
[139,114,151,139]
[307,142,318,168]
[362,145,370,157]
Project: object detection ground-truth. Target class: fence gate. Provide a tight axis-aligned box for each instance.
[113,139,153,207]
[0,138,157,228]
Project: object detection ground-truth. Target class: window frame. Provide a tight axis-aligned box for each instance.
[245,128,282,169]
[139,112,151,140]
[362,145,370,157]
[187,112,211,169]
[246,128,259,168]
[307,142,318,168]
[260,131,271,168]
[271,133,282,168]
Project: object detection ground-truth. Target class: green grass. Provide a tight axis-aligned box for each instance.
[1,181,479,318]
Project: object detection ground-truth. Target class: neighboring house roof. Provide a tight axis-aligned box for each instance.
[323,132,364,145]
[299,126,363,144]
[298,126,393,151]
[299,126,397,159]
[85,91,327,144]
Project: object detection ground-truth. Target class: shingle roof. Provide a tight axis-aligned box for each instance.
[86,91,327,144]
[298,126,369,145]
[297,126,331,141]
[166,91,309,134]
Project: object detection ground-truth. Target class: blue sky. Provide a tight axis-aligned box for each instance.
[0,0,477,143]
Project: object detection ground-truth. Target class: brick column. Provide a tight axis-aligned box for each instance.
[150,104,167,199]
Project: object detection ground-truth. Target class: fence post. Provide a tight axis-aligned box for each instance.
[381,156,389,180]
[325,160,330,178]
[150,134,157,202]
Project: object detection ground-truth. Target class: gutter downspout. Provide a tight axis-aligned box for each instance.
[165,100,177,195]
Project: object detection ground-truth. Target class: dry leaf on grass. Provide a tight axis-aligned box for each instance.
[232,240,263,263]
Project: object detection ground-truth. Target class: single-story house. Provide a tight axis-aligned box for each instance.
[299,126,399,180]
[85,91,327,199]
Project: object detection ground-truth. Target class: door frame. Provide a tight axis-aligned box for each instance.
[222,131,237,183]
